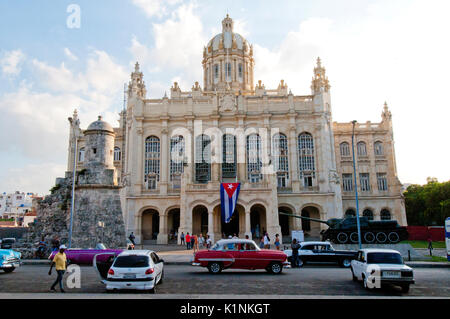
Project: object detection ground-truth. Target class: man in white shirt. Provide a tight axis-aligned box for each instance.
[263,233,270,249]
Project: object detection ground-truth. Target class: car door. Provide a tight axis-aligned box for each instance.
[238,242,260,269]
[151,253,163,281]
[300,244,316,262]
[353,251,364,279]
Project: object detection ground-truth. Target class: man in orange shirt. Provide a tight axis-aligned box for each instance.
[185,232,191,250]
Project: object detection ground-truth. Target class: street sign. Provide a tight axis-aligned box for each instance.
[445,217,450,262]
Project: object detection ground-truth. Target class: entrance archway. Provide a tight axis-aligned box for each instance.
[279,206,294,243]
[220,204,244,238]
[250,204,267,240]
[142,209,159,241]
[167,208,180,243]
[301,206,321,240]
[192,205,208,236]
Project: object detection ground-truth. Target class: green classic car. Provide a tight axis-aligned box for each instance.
[0,249,21,273]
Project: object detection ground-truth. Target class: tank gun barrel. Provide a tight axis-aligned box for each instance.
[278,212,331,226]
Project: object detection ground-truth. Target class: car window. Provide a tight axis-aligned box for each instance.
[114,255,150,268]
[301,245,314,250]
[223,243,238,251]
[241,243,257,251]
[150,253,158,263]
[367,252,403,264]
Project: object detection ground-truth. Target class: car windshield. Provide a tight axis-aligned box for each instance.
[2,239,15,244]
[114,255,149,268]
[367,252,403,264]
[96,243,106,250]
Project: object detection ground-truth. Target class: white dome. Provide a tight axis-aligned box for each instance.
[208,31,246,51]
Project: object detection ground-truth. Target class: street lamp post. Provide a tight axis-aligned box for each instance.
[68,122,79,249]
[351,120,362,249]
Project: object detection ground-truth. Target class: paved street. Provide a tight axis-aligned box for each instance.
[1,264,449,297]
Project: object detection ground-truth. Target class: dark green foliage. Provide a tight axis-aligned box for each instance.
[404,179,450,226]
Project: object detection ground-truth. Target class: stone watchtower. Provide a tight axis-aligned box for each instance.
[70,116,127,248]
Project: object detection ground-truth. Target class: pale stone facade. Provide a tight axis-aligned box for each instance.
[67,15,406,245]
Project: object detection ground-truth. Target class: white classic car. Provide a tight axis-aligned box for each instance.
[350,248,414,293]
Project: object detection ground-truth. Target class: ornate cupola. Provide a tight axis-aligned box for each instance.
[128,62,147,99]
[202,15,254,93]
[311,57,330,95]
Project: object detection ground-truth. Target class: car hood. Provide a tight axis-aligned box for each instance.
[0,249,21,259]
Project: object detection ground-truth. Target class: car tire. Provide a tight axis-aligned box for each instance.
[351,268,358,282]
[208,262,222,274]
[158,270,164,285]
[148,287,156,294]
[340,258,352,268]
[268,262,283,274]
[400,284,410,293]
[3,267,15,273]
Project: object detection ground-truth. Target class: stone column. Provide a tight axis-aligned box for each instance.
[157,213,168,244]
[207,210,214,243]
[135,126,144,194]
[245,208,252,239]
[289,127,299,191]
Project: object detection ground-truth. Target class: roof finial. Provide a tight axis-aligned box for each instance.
[134,61,140,72]
[98,115,102,121]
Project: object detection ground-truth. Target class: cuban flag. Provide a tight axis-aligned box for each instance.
[220,183,241,223]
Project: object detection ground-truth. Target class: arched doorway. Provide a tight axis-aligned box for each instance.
[142,209,159,241]
[301,206,321,240]
[192,205,208,236]
[250,204,267,240]
[279,206,294,243]
[220,204,244,238]
[167,208,180,243]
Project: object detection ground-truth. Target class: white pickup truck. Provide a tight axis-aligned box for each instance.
[350,248,414,293]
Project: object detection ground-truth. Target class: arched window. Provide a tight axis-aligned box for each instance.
[214,64,219,81]
[298,133,315,188]
[272,133,289,188]
[222,134,236,178]
[238,63,243,80]
[247,134,262,183]
[170,136,184,185]
[357,141,367,156]
[363,209,374,220]
[114,147,121,161]
[78,147,85,162]
[381,209,391,220]
[195,134,211,183]
[225,62,232,82]
[340,142,350,157]
[374,141,383,156]
[345,209,356,217]
[145,136,160,189]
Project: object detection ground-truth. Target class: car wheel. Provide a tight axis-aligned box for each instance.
[268,262,283,274]
[208,262,222,274]
[351,267,358,282]
[3,267,15,273]
[400,284,410,293]
[341,258,352,268]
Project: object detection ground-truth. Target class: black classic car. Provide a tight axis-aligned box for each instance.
[284,241,357,267]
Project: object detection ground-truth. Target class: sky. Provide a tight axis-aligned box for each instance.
[0,0,449,195]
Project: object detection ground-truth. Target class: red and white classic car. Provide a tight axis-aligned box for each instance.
[192,239,290,274]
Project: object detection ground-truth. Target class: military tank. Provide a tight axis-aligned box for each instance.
[279,212,408,244]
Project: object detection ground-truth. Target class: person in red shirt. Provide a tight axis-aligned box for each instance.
[185,232,191,250]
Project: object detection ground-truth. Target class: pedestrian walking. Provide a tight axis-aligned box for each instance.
[291,239,300,268]
[427,235,433,256]
[185,232,191,249]
[274,234,281,250]
[180,232,185,245]
[264,232,270,249]
[198,233,205,249]
[128,232,136,246]
[48,245,68,293]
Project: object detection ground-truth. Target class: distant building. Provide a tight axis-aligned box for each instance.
[0,191,38,226]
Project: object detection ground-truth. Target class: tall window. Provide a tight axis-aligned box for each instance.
[247,134,262,183]
[374,141,384,156]
[222,134,236,178]
[357,142,367,157]
[214,64,219,79]
[78,147,85,162]
[381,209,391,220]
[359,173,370,192]
[170,136,185,186]
[272,133,289,188]
[340,142,350,157]
[342,174,353,191]
[114,147,121,161]
[225,62,231,81]
[238,63,243,80]
[298,133,315,188]
[195,134,211,183]
[377,173,388,191]
[145,136,160,189]
[363,209,374,220]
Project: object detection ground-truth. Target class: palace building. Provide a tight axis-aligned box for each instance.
[66,15,406,244]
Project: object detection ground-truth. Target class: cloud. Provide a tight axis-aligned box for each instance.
[0,163,66,196]
[64,48,78,61]
[131,0,182,18]
[0,50,25,76]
